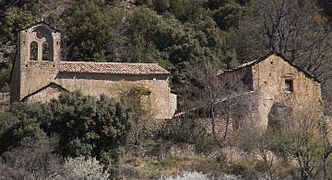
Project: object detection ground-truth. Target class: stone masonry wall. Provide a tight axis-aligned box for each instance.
[23,83,66,103]
[217,67,258,130]
[11,23,177,120]
[15,24,61,101]
[218,54,322,131]
[55,73,176,119]
[219,66,253,97]
[21,62,59,100]
[10,56,21,103]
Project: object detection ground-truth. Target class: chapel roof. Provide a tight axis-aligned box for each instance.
[59,61,170,75]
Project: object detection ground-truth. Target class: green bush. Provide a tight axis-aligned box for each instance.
[0,92,133,178]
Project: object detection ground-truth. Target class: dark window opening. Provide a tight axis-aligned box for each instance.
[36,30,44,39]
[285,79,294,92]
[242,70,254,91]
[42,42,50,61]
[30,41,38,61]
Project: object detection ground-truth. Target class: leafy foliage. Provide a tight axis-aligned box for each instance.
[0,92,132,178]
[1,0,332,179]
[65,156,110,180]
[0,102,45,154]
[117,83,157,145]
[42,92,132,166]
[64,0,126,61]
[1,0,331,109]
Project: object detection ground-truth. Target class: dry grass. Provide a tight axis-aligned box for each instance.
[121,155,224,179]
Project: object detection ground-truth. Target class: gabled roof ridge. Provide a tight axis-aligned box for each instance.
[225,53,276,71]
[59,61,170,75]
[21,82,68,102]
[21,21,60,32]
[219,53,321,83]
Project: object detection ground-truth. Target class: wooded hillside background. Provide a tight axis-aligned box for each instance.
[0,0,331,112]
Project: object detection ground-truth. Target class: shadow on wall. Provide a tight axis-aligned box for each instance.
[322,79,332,116]
[267,103,293,131]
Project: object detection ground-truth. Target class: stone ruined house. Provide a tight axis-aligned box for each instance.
[10,22,177,119]
[217,54,322,130]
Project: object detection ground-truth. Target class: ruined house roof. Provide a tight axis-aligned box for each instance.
[59,61,170,75]
[219,53,321,83]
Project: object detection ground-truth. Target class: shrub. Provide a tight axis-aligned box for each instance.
[42,92,133,178]
[226,159,265,179]
[0,136,65,179]
[159,171,211,180]
[0,92,133,179]
[64,156,110,180]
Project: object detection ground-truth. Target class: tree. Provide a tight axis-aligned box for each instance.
[187,59,254,147]
[0,102,45,154]
[188,61,225,147]
[41,92,132,177]
[115,82,157,145]
[227,0,332,114]
[210,0,246,31]
[230,0,332,80]
[0,136,66,179]
[264,105,328,180]
[63,0,126,61]
[319,116,332,180]
[0,62,11,92]
[0,92,132,178]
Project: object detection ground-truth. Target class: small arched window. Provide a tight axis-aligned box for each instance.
[42,42,50,61]
[30,41,38,61]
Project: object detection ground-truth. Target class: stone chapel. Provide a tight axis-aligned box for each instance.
[10,22,177,119]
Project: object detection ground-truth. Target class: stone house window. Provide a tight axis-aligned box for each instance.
[285,79,294,92]
[242,68,254,91]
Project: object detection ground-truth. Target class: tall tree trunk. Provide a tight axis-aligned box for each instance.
[322,151,331,179]
[210,103,222,147]
[223,99,230,142]
[323,154,328,180]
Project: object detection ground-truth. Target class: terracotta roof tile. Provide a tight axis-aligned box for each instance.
[59,61,170,75]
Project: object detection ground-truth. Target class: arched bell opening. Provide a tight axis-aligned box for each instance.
[30,41,38,61]
[30,26,54,62]
[42,41,51,61]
